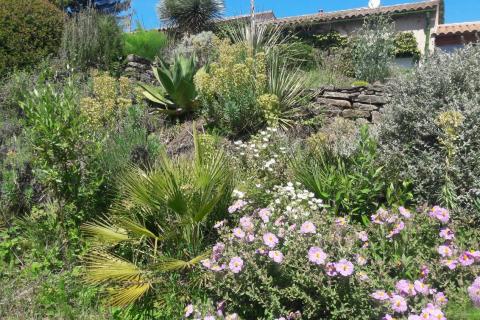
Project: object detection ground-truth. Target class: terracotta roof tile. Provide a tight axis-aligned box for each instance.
[434,22,480,36]
[268,0,442,26]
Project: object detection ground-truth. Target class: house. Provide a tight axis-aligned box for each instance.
[224,0,479,54]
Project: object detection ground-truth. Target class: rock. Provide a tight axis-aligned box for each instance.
[316,98,352,109]
[322,91,350,100]
[356,118,370,126]
[166,120,206,157]
[353,103,378,111]
[126,54,151,65]
[354,94,388,105]
[342,109,371,119]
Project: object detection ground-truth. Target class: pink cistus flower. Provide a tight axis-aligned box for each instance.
[441,259,458,270]
[239,216,254,231]
[210,264,226,272]
[335,217,347,226]
[357,231,369,242]
[371,290,390,301]
[420,304,446,320]
[229,257,244,273]
[439,228,455,240]
[390,294,408,313]
[356,254,367,266]
[214,220,226,229]
[308,247,327,265]
[371,208,389,225]
[429,206,450,223]
[335,259,354,277]
[437,245,453,257]
[396,279,416,296]
[408,315,422,320]
[268,250,284,263]
[300,221,316,234]
[228,199,247,213]
[387,221,405,238]
[201,259,212,269]
[258,208,271,223]
[414,280,429,295]
[263,232,279,248]
[468,277,480,307]
[204,316,215,320]
[232,227,245,239]
[184,304,194,317]
[399,206,412,219]
[325,262,338,276]
[358,271,369,281]
[225,314,239,320]
[420,265,430,279]
[434,292,448,306]
[458,251,475,266]
[212,242,225,260]
[383,315,395,320]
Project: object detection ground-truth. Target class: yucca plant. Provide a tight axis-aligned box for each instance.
[157,0,224,34]
[81,128,233,306]
[139,55,199,116]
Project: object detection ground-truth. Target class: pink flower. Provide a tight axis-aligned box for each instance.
[437,245,453,257]
[201,259,212,269]
[228,200,247,213]
[225,314,238,320]
[239,216,254,231]
[458,251,475,266]
[204,316,215,320]
[468,278,480,307]
[470,250,480,261]
[185,304,194,317]
[300,221,316,234]
[420,265,430,279]
[383,315,395,320]
[358,271,369,281]
[258,208,271,223]
[356,254,367,266]
[308,247,327,265]
[399,206,412,219]
[413,280,429,295]
[335,217,347,226]
[229,257,244,273]
[210,264,226,272]
[421,305,446,320]
[441,259,458,270]
[325,262,337,276]
[371,290,390,301]
[263,232,279,248]
[371,208,389,225]
[439,228,455,240]
[434,292,448,306]
[390,294,408,313]
[335,259,354,276]
[233,227,245,239]
[387,221,405,238]
[429,206,450,223]
[246,233,255,242]
[214,220,226,229]
[288,224,297,231]
[268,250,284,263]
[357,231,369,242]
[408,315,422,320]
[396,280,416,296]
[212,243,225,260]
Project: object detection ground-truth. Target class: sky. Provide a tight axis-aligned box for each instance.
[131,0,480,30]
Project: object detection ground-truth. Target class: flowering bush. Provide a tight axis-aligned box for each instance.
[193,184,479,319]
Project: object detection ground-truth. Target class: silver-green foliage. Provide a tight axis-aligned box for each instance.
[170,31,218,67]
[379,45,480,220]
[352,15,395,82]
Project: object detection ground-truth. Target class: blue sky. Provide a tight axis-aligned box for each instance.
[132,0,480,30]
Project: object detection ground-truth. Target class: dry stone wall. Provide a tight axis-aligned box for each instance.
[309,85,388,124]
[123,54,155,83]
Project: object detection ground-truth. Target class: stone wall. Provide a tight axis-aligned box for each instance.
[309,84,388,124]
[123,54,155,83]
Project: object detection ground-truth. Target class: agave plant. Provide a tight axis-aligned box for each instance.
[81,128,233,306]
[139,55,199,116]
[157,0,224,34]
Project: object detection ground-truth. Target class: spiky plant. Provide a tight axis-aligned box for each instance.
[81,128,233,306]
[157,0,224,34]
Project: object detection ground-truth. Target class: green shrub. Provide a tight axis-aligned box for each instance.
[60,8,123,71]
[379,45,480,221]
[394,32,421,59]
[0,0,65,76]
[123,27,167,61]
[351,15,395,83]
[170,31,218,67]
[291,123,412,219]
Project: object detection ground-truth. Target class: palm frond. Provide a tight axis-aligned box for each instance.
[81,217,130,245]
[118,218,161,240]
[106,283,151,307]
[154,252,210,272]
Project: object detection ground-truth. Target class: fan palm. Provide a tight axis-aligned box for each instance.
[157,0,224,34]
[81,128,233,306]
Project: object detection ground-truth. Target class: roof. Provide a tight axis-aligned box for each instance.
[220,11,276,23]
[267,0,443,26]
[434,21,480,36]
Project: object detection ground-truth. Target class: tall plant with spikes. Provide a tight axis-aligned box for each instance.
[81,127,233,306]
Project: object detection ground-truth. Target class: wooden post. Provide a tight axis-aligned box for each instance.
[250,0,255,34]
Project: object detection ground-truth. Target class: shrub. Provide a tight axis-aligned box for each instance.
[0,0,65,76]
[195,39,266,135]
[196,189,480,319]
[351,15,395,83]
[60,8,123,71]
[291,124,412,219]
[394,32,421,59]
[123,27,168,61]
[379,45,480,222]
[170,31,218,67]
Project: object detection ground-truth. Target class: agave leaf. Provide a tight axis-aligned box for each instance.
[138,83,172,106]
[81,217,130,245]
[106,283,151,307]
